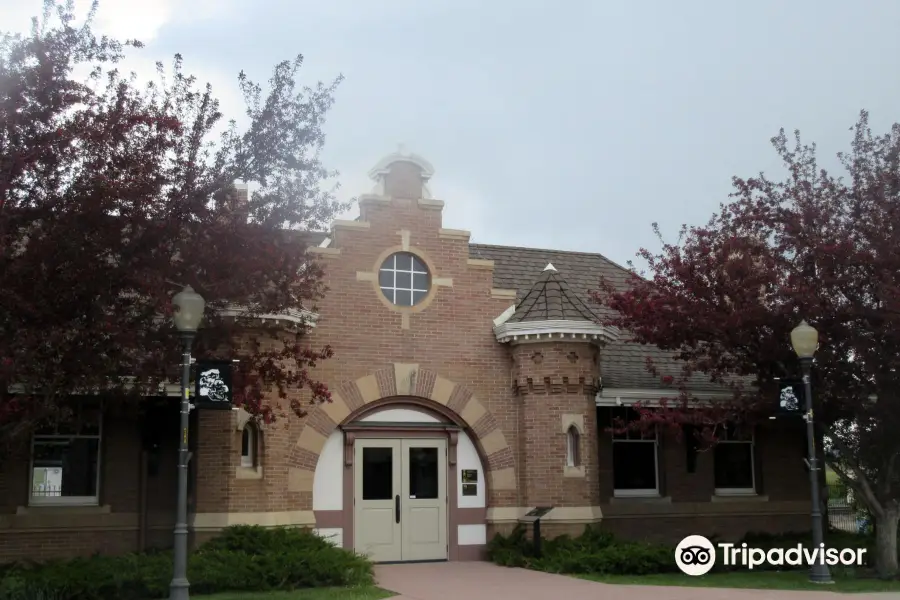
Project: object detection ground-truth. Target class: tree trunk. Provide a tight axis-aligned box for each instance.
[874,507,899,579]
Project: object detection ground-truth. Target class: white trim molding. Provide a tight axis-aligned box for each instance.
[494,319,619,345]
[191,510,315,531]
[493,304,516,327]
[596,387,732,406]
[219,304,318,327]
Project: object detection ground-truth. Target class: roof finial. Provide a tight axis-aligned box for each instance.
[397,142,406,155]
[543,262,556,272]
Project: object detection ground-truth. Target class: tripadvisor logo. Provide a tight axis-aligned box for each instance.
[676,535,717,576]
[675,535,867,576]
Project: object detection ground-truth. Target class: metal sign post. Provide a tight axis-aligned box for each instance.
[521,507,554,558]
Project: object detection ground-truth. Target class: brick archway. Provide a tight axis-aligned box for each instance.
[286,364,517,500]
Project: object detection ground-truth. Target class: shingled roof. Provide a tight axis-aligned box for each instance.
[508,263,601,323]
[470,243,727,392]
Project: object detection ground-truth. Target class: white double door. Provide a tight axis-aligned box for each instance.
[353,438,448,563]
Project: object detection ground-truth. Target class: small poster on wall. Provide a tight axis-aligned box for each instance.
[461,469,478,496]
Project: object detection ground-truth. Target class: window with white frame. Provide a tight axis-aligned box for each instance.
[566,425,581,467]
[378,252,430,306]
[714,423,755,494]
[241,423,257,467]
[30,404,102,506]
[610,407,659,497]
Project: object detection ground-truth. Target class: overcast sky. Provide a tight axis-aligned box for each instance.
[4,0,900,268]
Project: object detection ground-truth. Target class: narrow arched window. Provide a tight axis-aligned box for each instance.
[241,423,257,467]
[566,425,581,467]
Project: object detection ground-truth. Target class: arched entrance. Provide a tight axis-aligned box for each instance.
[343,398,462,562]
[294,366,517,562]
[313,397,491,562]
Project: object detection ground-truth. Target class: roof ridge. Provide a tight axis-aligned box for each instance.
[469,242,634,277]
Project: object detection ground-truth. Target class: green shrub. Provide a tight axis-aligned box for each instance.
[0,552,171,600]
[0,526,373,600]
[0,577,71,600]
[197,524,333,555]
[534,542,674,575]
[487,525,675,576]
[486,525,532,565]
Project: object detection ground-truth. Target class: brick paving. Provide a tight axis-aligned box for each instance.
[376,562,896,600]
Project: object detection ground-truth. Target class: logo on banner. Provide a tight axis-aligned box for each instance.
[777,380,803,415]
[194,360,233,409]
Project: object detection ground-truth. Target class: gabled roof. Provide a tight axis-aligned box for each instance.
[507,263,601,323]
[470,243,728,392]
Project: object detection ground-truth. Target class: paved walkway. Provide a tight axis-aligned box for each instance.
[376,562,894,600]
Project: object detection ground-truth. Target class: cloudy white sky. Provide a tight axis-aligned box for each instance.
[4,0,900,267]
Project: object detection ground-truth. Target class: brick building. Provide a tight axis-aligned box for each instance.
[0,151,810,563]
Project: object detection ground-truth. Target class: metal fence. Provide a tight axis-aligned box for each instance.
[826,483,868,534]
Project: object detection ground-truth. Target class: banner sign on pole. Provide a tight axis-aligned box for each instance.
[194,360,233,409]
[777,379,803,415]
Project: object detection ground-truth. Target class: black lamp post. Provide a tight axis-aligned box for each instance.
[790,320,833,584]
[170,285,205,600]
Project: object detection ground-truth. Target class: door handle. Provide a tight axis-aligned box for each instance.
[395,495,400,524]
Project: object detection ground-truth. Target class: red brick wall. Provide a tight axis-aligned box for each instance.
[288,192,521,510]
[595,414,809,504]
[0,161,818,562]
[0,412,180,562]
[512,342,601,508]
[601,514,807,545]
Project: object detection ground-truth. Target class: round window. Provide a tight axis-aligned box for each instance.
[378,252,430,306]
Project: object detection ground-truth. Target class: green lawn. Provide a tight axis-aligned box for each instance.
[191,587,394,600]
[579,570,900,593]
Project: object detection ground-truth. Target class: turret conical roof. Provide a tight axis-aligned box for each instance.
[507,264,600,323]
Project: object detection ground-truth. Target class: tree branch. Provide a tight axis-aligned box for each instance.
[827,427,885,518]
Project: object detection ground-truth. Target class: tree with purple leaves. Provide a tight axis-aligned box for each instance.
[595,111,900,578]
[0,1,343,454]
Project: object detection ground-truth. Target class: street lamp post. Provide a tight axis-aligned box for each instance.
[790,320,833,584]
[170,285,206,600]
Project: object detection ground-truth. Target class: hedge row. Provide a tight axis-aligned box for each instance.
[0,526,374,600]
[487,524,875,576]
[487,526,677,575]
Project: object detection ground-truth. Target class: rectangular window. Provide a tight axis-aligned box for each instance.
[361,447,393,501]
[30,404,102,506]
[714,423,755,495]
[610,407,659,497]
[407,447,438,500]
[240,425,256,467]
[566,427,580,467]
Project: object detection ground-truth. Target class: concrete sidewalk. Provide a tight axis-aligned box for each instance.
[376,562,895,600]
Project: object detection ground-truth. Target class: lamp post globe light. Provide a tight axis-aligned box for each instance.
[170,285,205,600]
[172,285,206,332]
[790,319,832,584]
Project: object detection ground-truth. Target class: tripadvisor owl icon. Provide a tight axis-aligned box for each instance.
[675,533,866,575]
[676,535,716,576]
